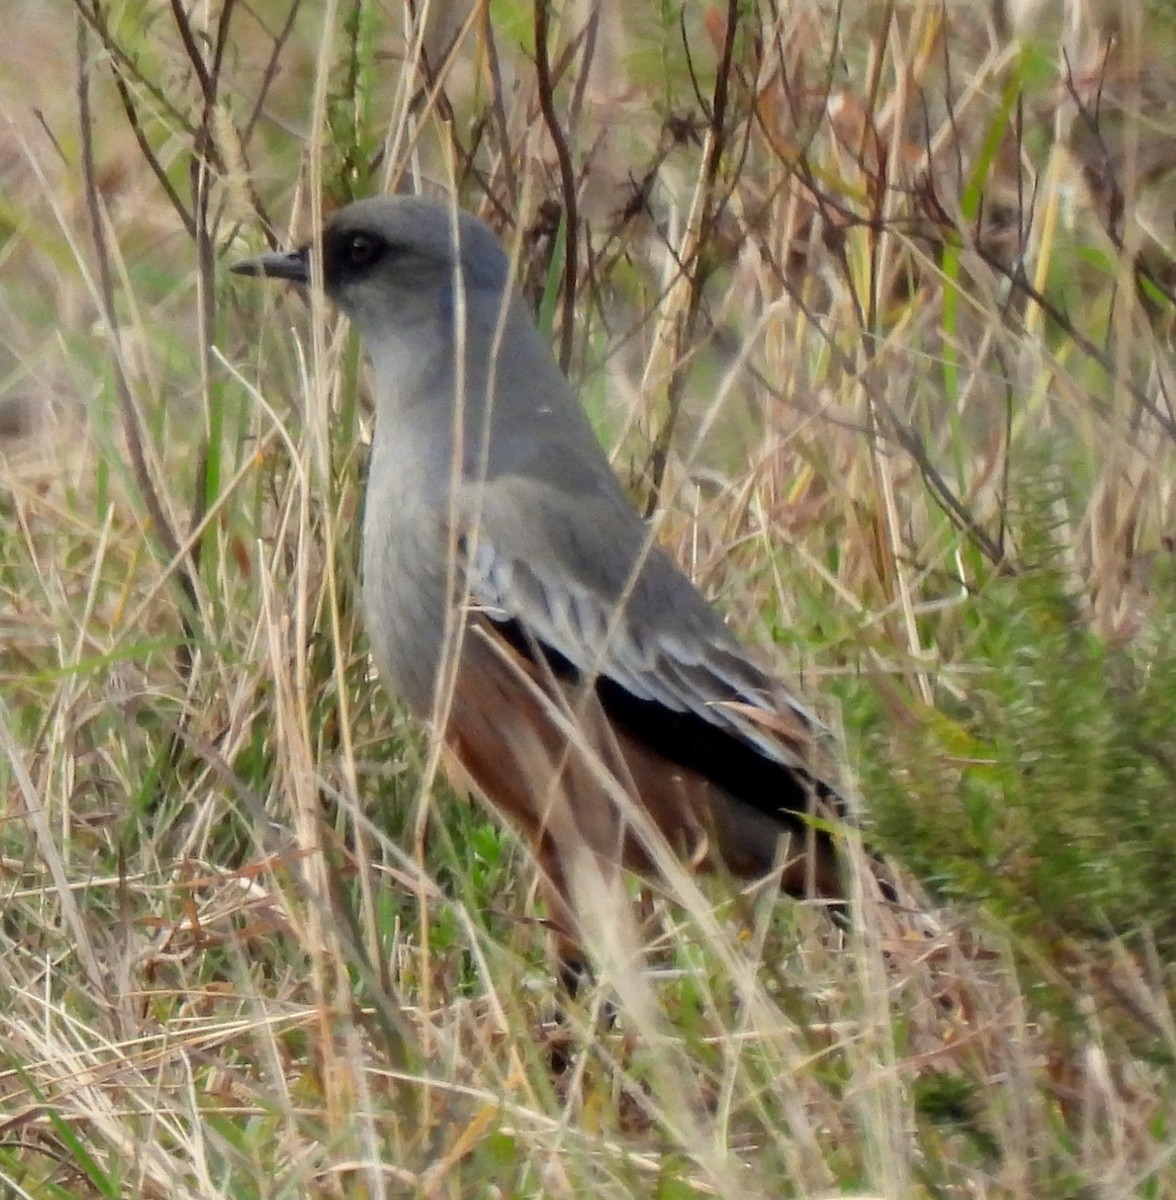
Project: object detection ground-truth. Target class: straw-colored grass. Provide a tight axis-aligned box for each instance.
[2,1,1175,1196]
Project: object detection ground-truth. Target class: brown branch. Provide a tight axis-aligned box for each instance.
[534,0,579,374]
[647,0,741,508]
[479,6,517,207]
[75,13,200,664]
[79,0,195,236]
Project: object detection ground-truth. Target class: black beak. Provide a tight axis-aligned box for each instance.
[230,247,310,284]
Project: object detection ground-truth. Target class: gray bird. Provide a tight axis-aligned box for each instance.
[233,195,862,988]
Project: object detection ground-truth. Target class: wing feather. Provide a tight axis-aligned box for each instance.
[459,476,829,780]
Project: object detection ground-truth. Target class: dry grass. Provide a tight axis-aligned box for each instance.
[2,1,1175,1196]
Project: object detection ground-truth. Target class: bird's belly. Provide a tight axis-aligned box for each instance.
[360,499,453,717]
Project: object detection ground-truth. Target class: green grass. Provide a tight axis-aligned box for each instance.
[2,1,1176,1196]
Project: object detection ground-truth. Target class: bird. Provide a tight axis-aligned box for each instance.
[232,195,877,993]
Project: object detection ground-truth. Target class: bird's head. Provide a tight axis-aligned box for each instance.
[232,195,514,344]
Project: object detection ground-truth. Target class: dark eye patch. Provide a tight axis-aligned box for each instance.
[325,228,410,281]
[321,224,420,293]
[344,231,382,269]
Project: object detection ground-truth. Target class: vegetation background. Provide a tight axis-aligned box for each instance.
[2,0,1175,1195]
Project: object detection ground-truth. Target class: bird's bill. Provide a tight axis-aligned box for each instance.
[230,247,310,283]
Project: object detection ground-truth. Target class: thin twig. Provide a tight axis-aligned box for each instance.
[647,0,741,506]
[75,12,199,662]
[534,0,579,373]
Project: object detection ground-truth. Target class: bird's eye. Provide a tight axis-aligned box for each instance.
[344,232,382,269]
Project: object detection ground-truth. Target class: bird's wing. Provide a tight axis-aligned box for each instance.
[458,473,830,780]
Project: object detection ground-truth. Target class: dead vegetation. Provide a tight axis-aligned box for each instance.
[1,1,1175,1196]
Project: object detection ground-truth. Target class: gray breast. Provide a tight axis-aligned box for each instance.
[360,446,453,716]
